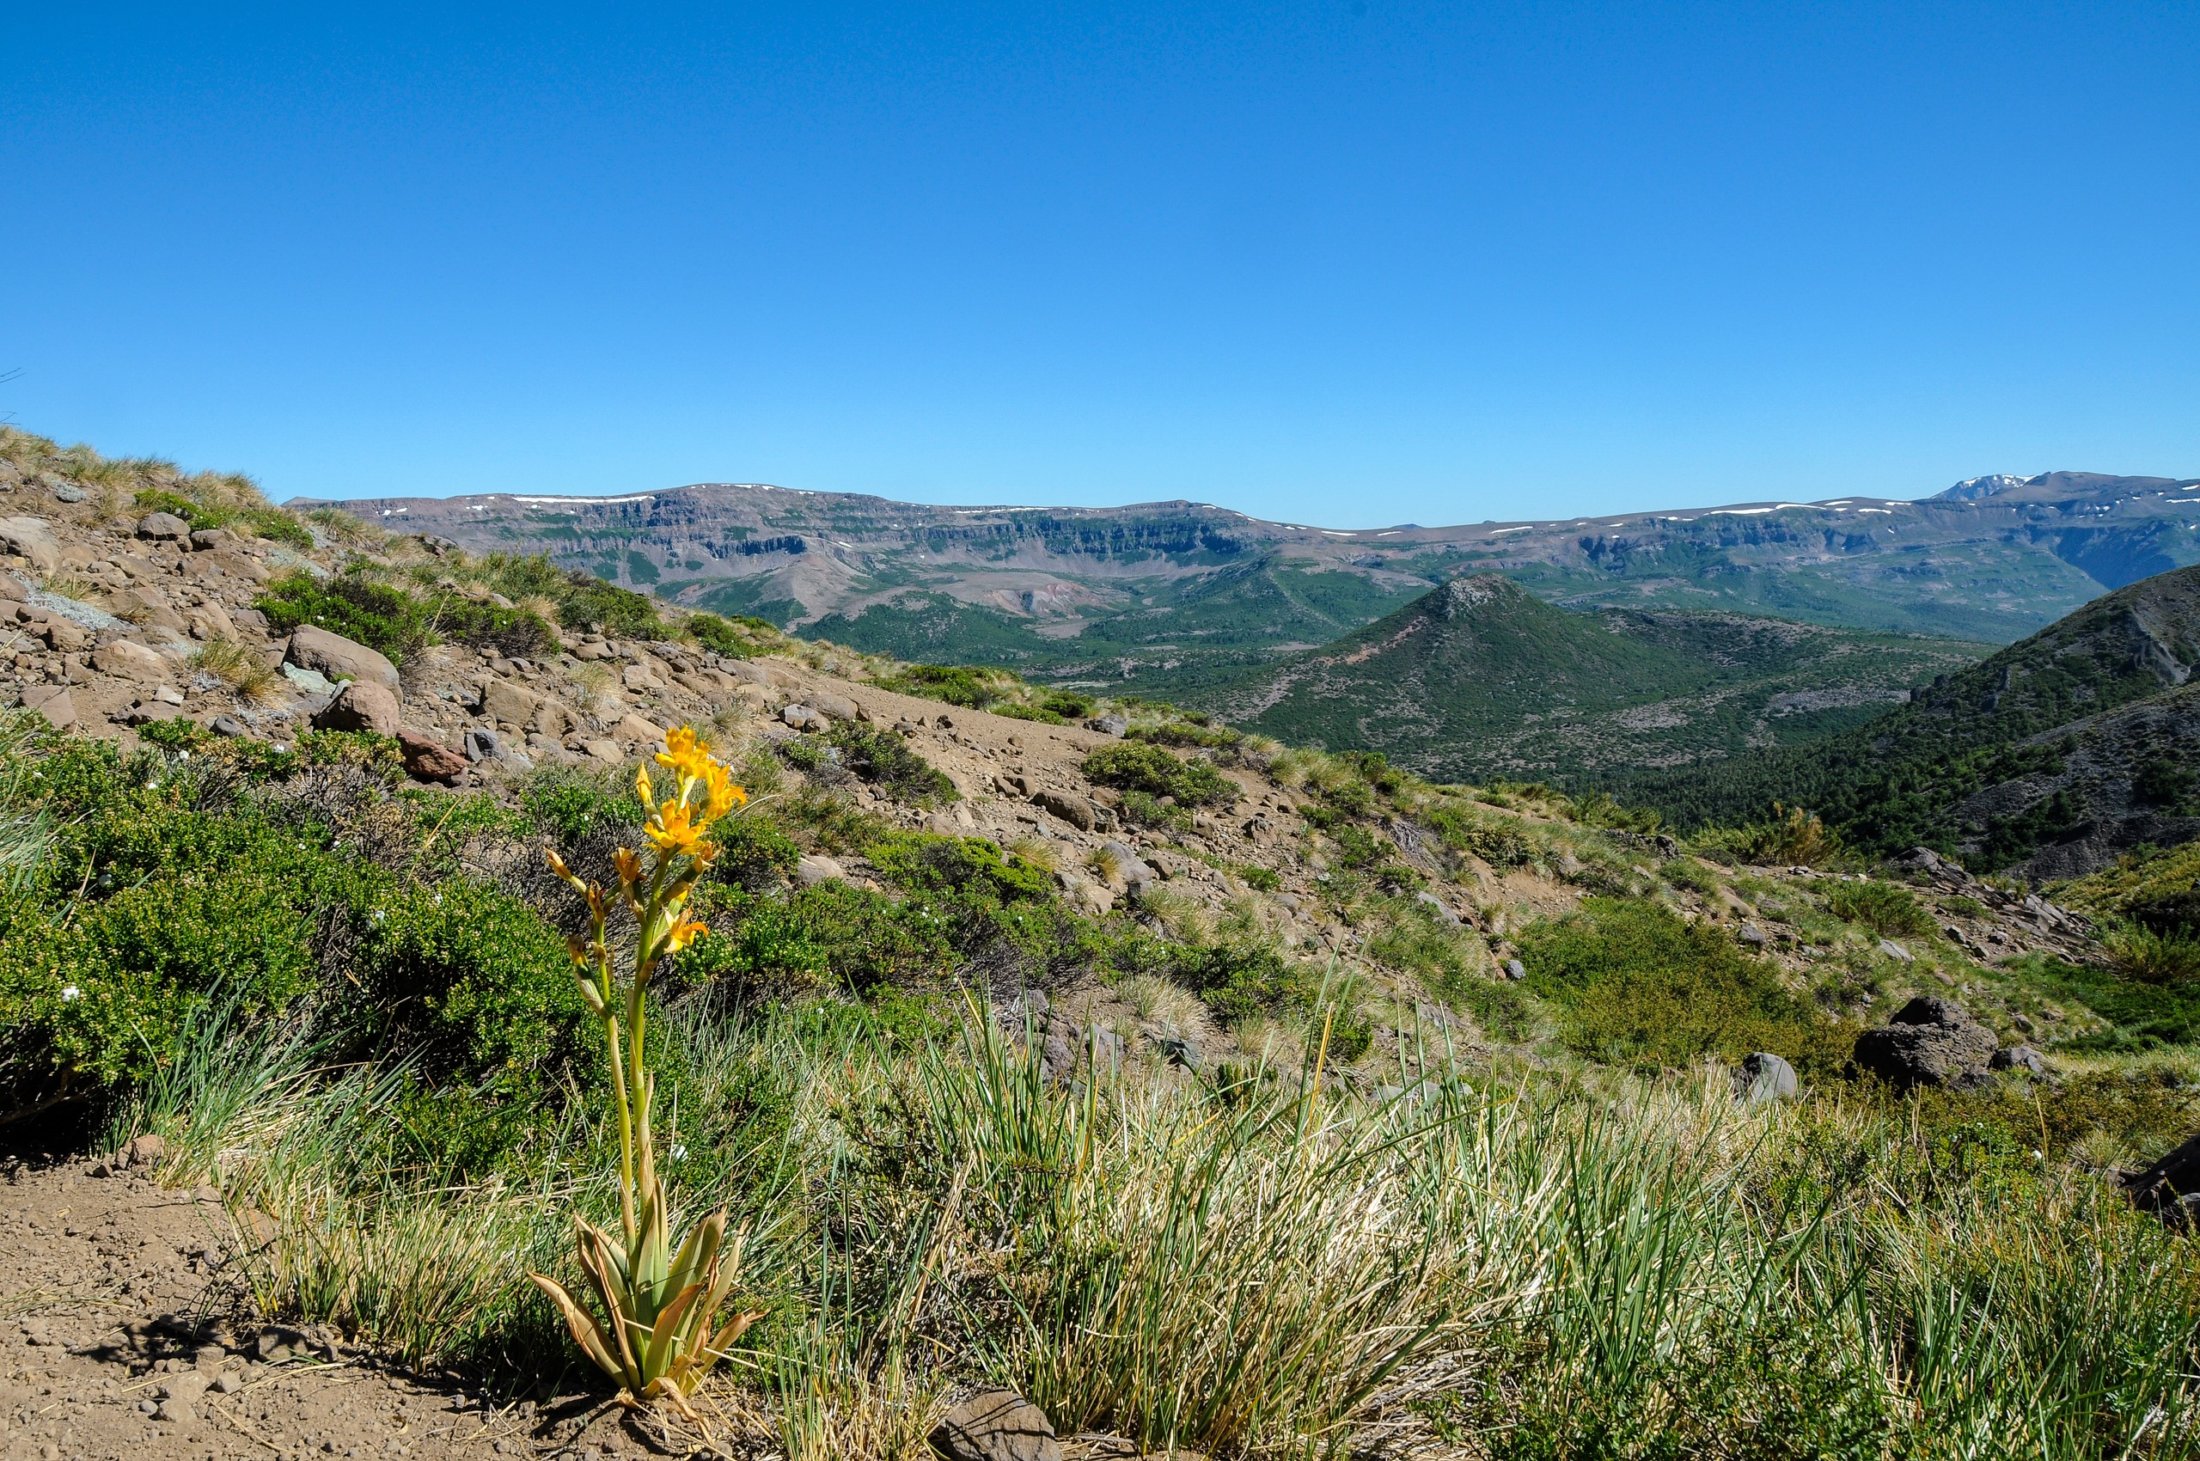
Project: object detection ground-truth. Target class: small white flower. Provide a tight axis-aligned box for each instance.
[60,985,81,1002]
[668,1143,688,1163]
[177,750,191,761]
[2032,1148,2045,1162]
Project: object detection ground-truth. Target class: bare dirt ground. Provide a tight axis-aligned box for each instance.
[0,1156,665,1461]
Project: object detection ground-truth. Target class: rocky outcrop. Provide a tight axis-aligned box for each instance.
[1852,997,1997,1089]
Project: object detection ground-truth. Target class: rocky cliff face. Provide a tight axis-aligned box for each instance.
[309,471,2200,683]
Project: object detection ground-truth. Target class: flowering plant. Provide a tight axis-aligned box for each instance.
[532,726,762,1402]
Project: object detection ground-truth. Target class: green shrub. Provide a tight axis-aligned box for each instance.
[683,611,756,658]
[1082,743,1236,808]
[995,703,1068,726]
[2102,922,2200,984]
[478,554,663,638]
[258,571,435,666]
[1518,898,1849,1072]
[709,816,803,891]
[685,881,952,995]
[827,722,956,806]
[1169,939,1311,1024]
[1235,863,1281,892]
[1825,880,1937,939]
[426,594,557,658]
[135,487,315,549]
[879,663,1002,709]
[869,832,1054,905]
[342,876,589,1086]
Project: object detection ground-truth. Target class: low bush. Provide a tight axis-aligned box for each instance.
[134,487,315,549]
[684,611,759,658]
[2103,922,2200,984]
[1825,879,1937,939]
[1082,743,1236,808]
[878,663,1003,709]
[1518,898,1851,1072]
[259,571,435,665]
[825,722,956,806]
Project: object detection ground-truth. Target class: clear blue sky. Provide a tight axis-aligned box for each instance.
[5,3,2196,525]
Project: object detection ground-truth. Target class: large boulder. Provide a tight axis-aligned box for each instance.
[0,516,60,575]
[286,625,399,689]
[135,512,190,541]
[929,1390,1061,1461]
[1852,997,1997,1089]
[312,680,403,736]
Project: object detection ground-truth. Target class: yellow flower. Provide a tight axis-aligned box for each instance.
[612,847,643,889]
[644,802,716,862]
[700,762,746,823]
[634,762,657,813]
[655,725,715,785]
[662,914,709,954]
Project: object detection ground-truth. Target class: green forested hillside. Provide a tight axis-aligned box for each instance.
[1207,574,1984,784]
[1619,564,2200,871]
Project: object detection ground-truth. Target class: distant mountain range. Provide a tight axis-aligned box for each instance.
[1619,563,2200,877]
[311,470,2200,696]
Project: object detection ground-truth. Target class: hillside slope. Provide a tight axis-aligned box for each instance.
[312,469,2200,684]
[1622,564,2200,875]
[1208,575,1985,784]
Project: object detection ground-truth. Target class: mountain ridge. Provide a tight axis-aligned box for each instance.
[313,470,2200,690]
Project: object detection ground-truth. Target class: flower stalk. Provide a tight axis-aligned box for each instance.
[531,727,761,1403]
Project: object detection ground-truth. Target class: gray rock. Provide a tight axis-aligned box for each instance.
[135,511,191,540]
[1098,839,1156,894]
[1737,925,1770,948]
[930,1390,1061,1461]
[463,727,501,762]
[1736,1051,1799,1104]
[188,528,233,551]
[1414,890,1461,926]
[1089,713,1129,737]
[1989,1044,2049,1077]
[1156,1034,1203,1072]
[287,624,399,689]
[210,715,253,738]
[51,482,86,503]
[1852,996,1997,1089]
[794,854,847,887]
[1876,938,1915,963]
[781,703,829,733]
[280,663,336,696]
[1503,958,1527,981]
